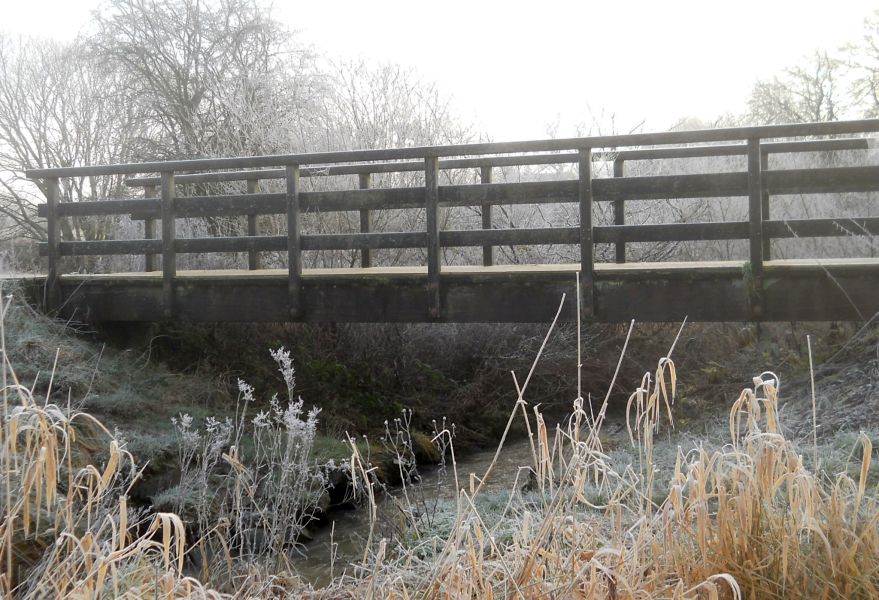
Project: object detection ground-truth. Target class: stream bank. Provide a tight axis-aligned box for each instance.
[295,437,539,586]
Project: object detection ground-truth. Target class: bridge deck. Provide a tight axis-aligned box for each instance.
[55,257,879,281]
[18,258,875,323]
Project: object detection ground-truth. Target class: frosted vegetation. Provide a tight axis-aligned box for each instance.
[159,347,333,574]
[2,288,879,597]
[1,0,879,597]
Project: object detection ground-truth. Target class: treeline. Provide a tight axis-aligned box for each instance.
[2,1,879,270]
[0,0,473,250]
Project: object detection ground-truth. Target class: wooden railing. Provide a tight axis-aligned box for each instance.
[27,119,879,321]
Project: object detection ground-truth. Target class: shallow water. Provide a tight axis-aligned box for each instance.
[293,438,537,586]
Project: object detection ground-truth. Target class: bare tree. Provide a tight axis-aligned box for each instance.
[0,35,141,243]
[847,10,879,118]
[87,0,324,160]
[296,60,476,269]
[318,60,473,152]
[746,50,844,124]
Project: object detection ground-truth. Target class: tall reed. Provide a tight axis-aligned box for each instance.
[2,284,877,598]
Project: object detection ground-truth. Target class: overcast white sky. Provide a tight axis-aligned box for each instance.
[2,1,877,141]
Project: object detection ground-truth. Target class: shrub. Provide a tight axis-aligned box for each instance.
[159,346,333,587]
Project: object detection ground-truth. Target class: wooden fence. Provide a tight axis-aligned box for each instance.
[27,119,879,321]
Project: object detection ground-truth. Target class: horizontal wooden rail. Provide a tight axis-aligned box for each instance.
[120,137,874,187]
[38,216,879,258]
[38,166,879,221]
[25,118,879,179]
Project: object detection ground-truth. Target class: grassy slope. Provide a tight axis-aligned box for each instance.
[6,281,878,502]
[1,289,360,504]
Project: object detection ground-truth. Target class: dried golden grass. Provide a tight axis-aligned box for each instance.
[2,285,878,599]
[0,292,217,599]
[339,299,879,599]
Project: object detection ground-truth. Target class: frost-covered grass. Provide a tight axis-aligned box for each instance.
[3,287,879,598]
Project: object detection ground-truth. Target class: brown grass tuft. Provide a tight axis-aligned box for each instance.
[2,286,878,598]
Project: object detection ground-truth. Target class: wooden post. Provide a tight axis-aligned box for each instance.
[160,172,176,319]
[579,148,594,320]
[747,138,764,320]
[246,178,260,270]
[286,164,302,319]
[44,177,61,311]
[480,166,494,266]
[144,184,157,272]
[425,156,441,319]
[760,151,771,260]
[613,158,626,263]
[359,173,372,268]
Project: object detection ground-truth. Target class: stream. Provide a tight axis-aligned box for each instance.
[294,439,537,586]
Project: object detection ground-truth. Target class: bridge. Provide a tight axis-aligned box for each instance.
[22,119,879,324]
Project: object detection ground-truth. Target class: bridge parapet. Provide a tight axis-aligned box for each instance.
[26,119,879,323]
